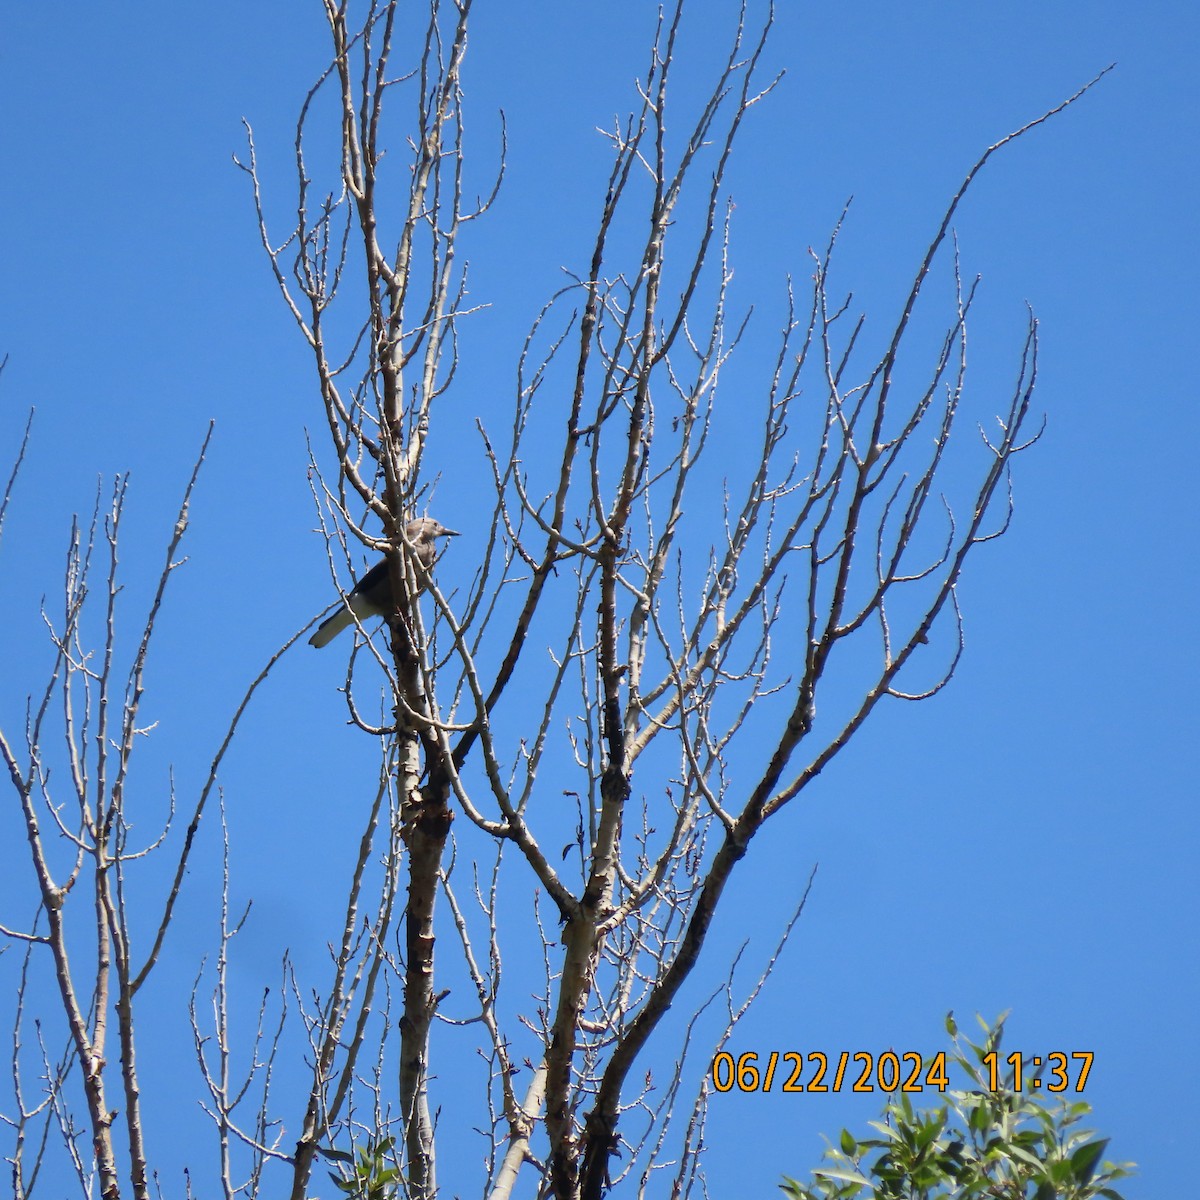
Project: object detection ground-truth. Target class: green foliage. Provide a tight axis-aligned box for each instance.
[779,1014,1134,1200]
[323,1136,402,1200]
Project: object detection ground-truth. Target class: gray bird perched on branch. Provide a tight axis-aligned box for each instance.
[308,517,459,648]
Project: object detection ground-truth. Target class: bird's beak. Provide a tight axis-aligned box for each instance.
[443,528,460,537]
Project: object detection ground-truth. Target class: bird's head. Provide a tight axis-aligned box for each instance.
[406,517,459,543]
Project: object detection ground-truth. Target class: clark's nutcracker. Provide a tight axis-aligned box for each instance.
[309,518,458,648]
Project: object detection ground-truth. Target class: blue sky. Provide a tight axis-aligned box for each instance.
[0,3,1195,1197]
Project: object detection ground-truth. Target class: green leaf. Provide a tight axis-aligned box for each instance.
[839,1128,857,1156]
[1071,1138,1110,1186]
[913,1110,945,1153]
[1049,1156,1076,1185]
[815,1167,873,1188]
[1008,1143,1048,1169]
[945,1011,957,1037]
[866,1120,902,1143]
[968,1101,991,1133]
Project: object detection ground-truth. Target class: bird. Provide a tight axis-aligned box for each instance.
[308,517,459,648]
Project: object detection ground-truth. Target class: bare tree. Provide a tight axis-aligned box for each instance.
[235,2,1110,1198]
[0,2,1111,1198]
[0,432,216,1200]
[0,419,303,1200]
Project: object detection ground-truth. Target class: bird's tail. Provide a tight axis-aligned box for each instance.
[308,606,355,648]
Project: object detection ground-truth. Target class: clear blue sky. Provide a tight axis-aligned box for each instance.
[0,3,1195,1197]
